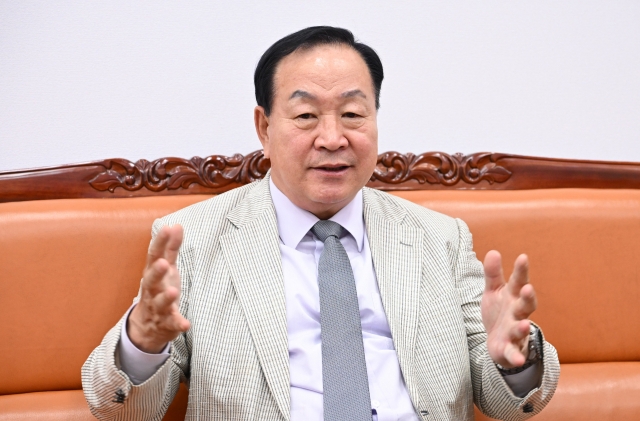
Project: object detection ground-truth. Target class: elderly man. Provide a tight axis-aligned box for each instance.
[83,26,559,421]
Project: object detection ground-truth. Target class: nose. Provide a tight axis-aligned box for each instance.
[314,115,348,151]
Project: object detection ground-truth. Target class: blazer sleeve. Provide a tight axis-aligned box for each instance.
[81,219,192,421]
[453,218,560,421]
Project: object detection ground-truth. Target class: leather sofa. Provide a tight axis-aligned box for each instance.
[1,176,639,419]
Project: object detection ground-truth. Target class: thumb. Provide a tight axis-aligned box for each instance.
[484,250,505,292]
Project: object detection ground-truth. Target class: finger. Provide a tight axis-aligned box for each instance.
[508,319,531,342]
[483,250,505,292]
[152,285,181,312]
[142,258,170,295]
[504,342,527,367]
[513,284,537,320]
[146,226,172,267]
[170,311,191,333]
[158,302,191,333]
[163,225,184,266]
[507,254,530,297]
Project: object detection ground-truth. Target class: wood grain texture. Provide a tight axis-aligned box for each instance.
[1,150,639,202]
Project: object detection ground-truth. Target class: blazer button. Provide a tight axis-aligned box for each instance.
[420,409,429,416]
[522,402,534,413]
[112,388,126,404]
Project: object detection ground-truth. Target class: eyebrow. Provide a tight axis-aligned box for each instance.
[341,89,367,99]
[288,89,367,100]
[289,90,317,100]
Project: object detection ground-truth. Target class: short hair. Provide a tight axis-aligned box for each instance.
[254,26,384,116]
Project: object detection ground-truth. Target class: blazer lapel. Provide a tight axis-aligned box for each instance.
[220,176,290,420]
[363,189,423,390]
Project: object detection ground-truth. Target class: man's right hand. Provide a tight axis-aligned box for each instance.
[128,224,191,354]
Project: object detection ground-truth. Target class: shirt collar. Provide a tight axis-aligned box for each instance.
[269,178,365,252]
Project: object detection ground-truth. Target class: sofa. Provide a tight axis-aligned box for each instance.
[1,150,639,420]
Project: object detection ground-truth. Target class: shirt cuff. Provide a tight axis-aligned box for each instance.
[118,303,171,385]
[501,361,542,398]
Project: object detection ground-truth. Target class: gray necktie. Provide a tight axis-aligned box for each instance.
[312,220,371,421]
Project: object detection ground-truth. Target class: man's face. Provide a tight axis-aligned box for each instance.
[255,44,379,219]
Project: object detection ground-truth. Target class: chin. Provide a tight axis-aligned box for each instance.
[309,187,354,206]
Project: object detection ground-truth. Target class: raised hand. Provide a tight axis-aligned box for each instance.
[481,250,537,369]
[127,225,191,354]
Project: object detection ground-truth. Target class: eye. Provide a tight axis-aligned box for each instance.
[343,112,361,118]
[297,113,314,119]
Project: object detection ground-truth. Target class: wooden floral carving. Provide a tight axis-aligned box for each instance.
[371,152,512,185]
[87,150,513,193]
[89,150,271,192]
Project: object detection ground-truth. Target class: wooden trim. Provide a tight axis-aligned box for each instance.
[1,150,639,202]
[368,151,640,191]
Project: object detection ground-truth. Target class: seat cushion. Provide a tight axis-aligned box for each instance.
[0,384,188,421]
[0,390,95,421]
[474,362,640,421]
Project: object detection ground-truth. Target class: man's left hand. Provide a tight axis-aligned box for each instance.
[481,250,537,369]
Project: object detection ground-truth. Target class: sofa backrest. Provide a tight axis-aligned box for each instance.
[400,189,640,364]
[0,196,205,395]
[1,188,639,395]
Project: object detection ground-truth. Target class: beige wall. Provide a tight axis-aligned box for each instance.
[1,1,639,171]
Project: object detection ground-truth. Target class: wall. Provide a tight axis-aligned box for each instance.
[1,1,639,171]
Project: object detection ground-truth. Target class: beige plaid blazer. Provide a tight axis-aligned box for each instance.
[82,173,559,421]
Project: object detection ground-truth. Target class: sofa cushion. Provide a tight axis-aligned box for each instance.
[396,188,640,364]
[0,373,189,421]
[0,196,207,395]
[474,362,640,421]
[0,390,95,421]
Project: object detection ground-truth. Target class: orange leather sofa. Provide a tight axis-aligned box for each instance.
[1,153,639,420]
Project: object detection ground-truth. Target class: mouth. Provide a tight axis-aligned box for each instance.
[312,164,351,174]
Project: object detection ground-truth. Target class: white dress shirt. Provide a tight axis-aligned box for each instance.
[269,181,418,421]
[118,181,541,419]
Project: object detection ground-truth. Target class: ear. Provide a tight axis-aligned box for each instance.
[254,106,271,158]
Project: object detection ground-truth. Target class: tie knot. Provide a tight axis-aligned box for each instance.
[311,220,343,242]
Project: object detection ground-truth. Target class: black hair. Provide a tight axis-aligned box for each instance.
[254,26,383,116]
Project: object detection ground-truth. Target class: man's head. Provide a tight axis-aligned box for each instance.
[254,26,384,219]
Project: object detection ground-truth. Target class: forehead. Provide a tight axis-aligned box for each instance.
[273,44,373,98]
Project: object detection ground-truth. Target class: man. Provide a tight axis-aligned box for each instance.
[83,26,559,421]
